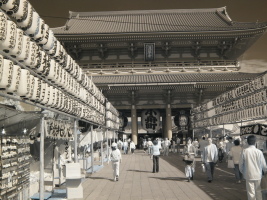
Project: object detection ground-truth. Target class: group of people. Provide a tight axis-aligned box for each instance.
[183,135,267,200]
[117,139,136,155]
[142,137,182,156]
[109,135,267,200]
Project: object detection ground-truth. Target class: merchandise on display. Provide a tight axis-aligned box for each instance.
[0,136,31,200]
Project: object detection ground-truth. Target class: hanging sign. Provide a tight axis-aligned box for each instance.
[141,109,160,132]
[240,124,267,137]
[174,110,190,130]
[119,116,128,128]
[144,43,155,61]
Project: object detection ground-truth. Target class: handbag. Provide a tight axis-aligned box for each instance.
[227,159,234,168]
[201,164,206,173]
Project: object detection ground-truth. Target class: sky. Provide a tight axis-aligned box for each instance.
[28,0,267,73]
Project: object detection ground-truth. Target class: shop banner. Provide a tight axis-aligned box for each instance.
[240,124,267,137]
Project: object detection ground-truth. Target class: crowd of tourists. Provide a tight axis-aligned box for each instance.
[108,134,267,200]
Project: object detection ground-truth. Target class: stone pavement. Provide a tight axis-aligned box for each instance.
[79,150,248,200]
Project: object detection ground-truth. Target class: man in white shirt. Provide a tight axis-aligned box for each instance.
[199,137,208,162]
[225,137,234,154]
[163,138,170,156]
[239,135,267,200]
[109,143,122,181]
[203,138,218,183]
[147,138,153,155]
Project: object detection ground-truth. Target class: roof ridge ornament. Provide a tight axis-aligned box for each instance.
[129,68,136,74]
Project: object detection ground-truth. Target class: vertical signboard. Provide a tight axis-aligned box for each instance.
[141,109,160,132]
[144,43,155,61]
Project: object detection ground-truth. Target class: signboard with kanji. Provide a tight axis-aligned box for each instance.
[141,109,160,132]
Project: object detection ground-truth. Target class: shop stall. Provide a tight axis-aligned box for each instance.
[0,1,120,199]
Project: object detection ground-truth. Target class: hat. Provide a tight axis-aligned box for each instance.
[111,142,117,147]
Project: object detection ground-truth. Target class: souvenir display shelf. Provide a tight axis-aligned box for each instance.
[0,135,31,200]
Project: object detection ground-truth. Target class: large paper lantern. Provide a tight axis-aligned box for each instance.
[17,3,33,30]
[16,69,31,97]
[10,0,28,22]
[0,20,16,53]
[6,64,21,93]
[0,57,13,89]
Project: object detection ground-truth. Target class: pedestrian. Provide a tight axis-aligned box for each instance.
[152,139,160,173]
[130,141,135,154]
[109,143,122,182]
[143,139,147,153]
[183,138,196,182]
[229,139,242,183]
[217,137,225,163]
[226,137,234,154]
[147,138,153,155]
[203,138,218,183]
[123,139,128,154]
[176,137,181,154]
[239,135,267,200]
[171,138,176,153]
[157,138,162,152]
[117,139,123,150]
[192,138,199,156]
[199,137,208,162]
[163,138,171,156]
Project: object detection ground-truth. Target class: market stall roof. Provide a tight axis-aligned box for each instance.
[0,104,42,135]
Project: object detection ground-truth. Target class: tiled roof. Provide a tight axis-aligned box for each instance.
[52,7,267,35]
[91,72,263,84]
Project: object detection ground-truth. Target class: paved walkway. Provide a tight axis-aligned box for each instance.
[79,150,247,200]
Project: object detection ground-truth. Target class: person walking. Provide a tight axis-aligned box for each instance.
[192,138,199,156]
[171,138,176,153]
[152,139,160,173]
[176,137,181,154]
[217,137,225,163]
[123,139,128,154]
[203,138,218,183]
[239,135,267,200]
[157,138,162,152]
[225,137,234,160]
[226,137,234,154]
[163,138,171,156]
[229,139,242,183]
[109,143,122,182]
[182,139,196,182]
[143,139,147,153]
[130,141,135,154]
[147,138,153,155]
[199,137,208,162]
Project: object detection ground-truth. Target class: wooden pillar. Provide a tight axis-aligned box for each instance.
[165,103,172,139]
[210,126,212,138]
[131,104,138,144]
[162,114,166,138]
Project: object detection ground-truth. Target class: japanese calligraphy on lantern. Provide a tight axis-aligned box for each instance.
[141,109,160,132]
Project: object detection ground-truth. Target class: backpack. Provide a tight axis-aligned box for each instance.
[111,150,119,162]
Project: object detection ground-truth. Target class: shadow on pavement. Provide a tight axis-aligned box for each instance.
[150,176,188,181]
[160,153,247,200]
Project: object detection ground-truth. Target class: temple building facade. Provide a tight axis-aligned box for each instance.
[52,7,267,144]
